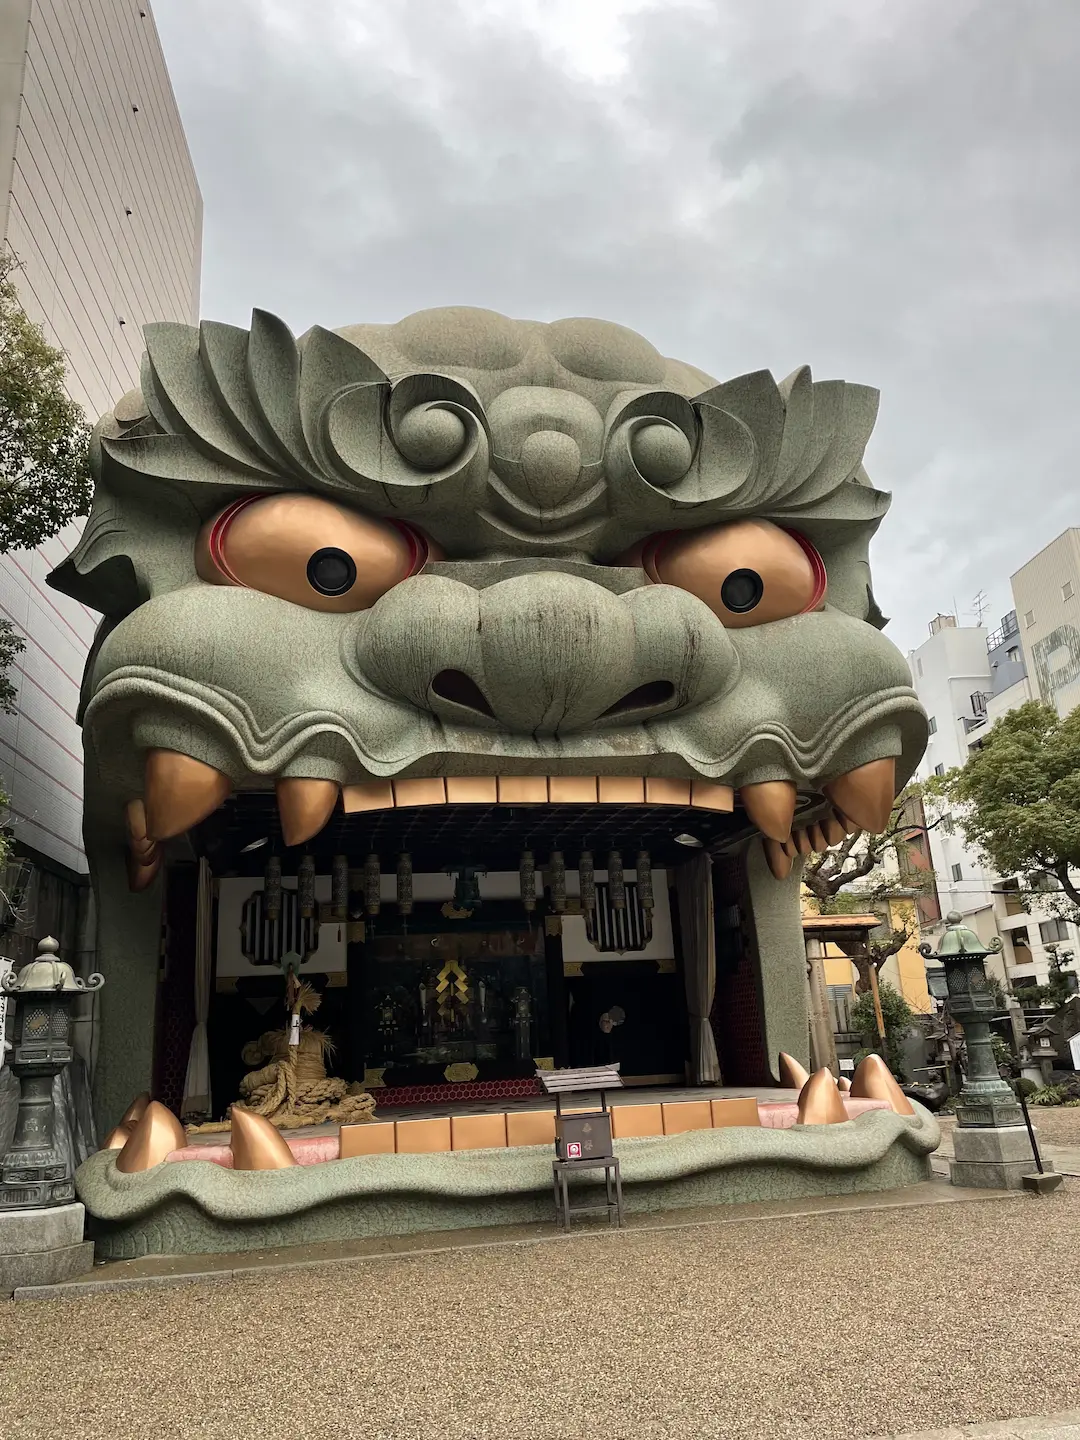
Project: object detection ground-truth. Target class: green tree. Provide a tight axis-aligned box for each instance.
[802,785,940,992]
[928,701,1080,918]
[849,981,915,1075]
[0,253,94,870]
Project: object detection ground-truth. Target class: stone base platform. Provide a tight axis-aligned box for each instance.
[950,1123,1050,1190]
[0,1202,94,1298]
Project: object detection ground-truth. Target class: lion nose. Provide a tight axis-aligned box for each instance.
[358,572,737,736]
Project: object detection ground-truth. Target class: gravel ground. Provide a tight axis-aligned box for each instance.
[2,1183,1078,1440]
[937,1108,1080,1150]
[1018,1107,1080,1146]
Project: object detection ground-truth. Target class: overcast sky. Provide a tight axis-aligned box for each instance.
[152,0,1080,657]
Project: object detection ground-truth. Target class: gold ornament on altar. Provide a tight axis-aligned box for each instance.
[435,957,469,1022]
[444,1061,479,1083]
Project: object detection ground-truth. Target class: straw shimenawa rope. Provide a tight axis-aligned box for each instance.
[189,982,375,1134]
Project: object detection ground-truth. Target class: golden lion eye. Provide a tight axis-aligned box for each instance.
[627,519,826,628]
[195,494,434,612]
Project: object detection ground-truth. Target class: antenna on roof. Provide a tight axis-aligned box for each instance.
[970,590,989,626]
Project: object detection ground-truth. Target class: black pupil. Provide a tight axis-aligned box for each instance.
[306,547,356,596]
[720,568,764,613]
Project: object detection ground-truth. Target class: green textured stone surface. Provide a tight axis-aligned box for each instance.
[44,307,929,1129]
[78,1107,939,1259]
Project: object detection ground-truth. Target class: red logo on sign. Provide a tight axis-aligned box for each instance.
[566,1141,583,1159]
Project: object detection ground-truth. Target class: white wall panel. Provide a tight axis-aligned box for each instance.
[1,0,201,875]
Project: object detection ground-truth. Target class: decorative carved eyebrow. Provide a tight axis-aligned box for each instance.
[48,309,893,621]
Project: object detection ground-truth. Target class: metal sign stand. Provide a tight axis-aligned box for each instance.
[536,1065,626,1231]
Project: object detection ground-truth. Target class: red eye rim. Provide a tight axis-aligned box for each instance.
[204,496,432,588]
[640,525,827,614]
[207,495,262,587]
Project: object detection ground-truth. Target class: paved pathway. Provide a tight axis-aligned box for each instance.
[879,1414,1080,1439]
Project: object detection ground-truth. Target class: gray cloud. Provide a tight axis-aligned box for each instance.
[152,0,1080,653]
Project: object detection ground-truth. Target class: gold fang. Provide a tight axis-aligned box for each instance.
[229,1105,299,1170]
[824,758,897,836]
[115,1101,188,1172]
[796,1069,848,1125]
[739,780,796,842]
[850,1053,916,1116]
[144,750,231,841]
[777,1052,811,1090]
[101,1123,134,1151]
[275,778,340,847]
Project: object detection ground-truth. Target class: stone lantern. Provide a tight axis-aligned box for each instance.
[919,912,1044,1189]
[0,937,104,1210]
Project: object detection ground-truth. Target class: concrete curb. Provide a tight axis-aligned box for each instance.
[868,1408,1080,1438]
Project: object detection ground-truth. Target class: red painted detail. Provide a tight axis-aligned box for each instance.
[207,494,262,586]
[372,1077,542,1108]
[782,527,829,611]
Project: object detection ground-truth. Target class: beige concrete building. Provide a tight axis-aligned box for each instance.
[0,0,200,949]
[1010,528,1080,719]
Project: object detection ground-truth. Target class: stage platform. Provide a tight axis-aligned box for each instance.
[183,1083,804,1145]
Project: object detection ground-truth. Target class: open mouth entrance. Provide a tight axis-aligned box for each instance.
[165,789,749,1120]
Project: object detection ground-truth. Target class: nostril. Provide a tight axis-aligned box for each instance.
[600,680,676,718]
[431,669,496,718]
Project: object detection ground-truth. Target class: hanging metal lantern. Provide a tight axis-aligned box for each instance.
[578,850,596,914]
[331,853,348,920]
[548,850,566,913]
[298,853,316,919]
[519,850,536,912]
[264,854,282,922]
[397,852,414,916]
[635,850,654,913]
[607,850,625,911]
[364,852,381,917]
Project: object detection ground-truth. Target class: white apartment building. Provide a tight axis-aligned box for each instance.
[0,0,201,960]
[909,527,1080,992]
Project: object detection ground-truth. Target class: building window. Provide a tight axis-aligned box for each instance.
[1039,918,1069,944]
[1011,927,1030,949]
[916,657,923,677]
[951,863,963,882]
[942,813,955,834]
[970,691,988,717]
[934,763,945,777]
[1024,610,1035,628]
[1064,581,1075,601]
[828,985,854,1033]
[999,878,1025,916]
[1006,646,1020,662]
[927,716,937,735]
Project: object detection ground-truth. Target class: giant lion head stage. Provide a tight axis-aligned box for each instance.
[51,308,934,1255]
